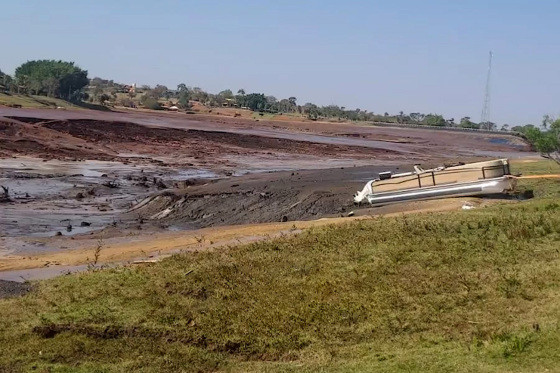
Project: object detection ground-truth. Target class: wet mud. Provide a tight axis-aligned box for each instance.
[0,108,532,271]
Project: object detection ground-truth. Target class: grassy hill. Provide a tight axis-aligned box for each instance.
[0,93,80,109]
[1,160,559,372]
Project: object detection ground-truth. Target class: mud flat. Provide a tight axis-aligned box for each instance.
[0,109,533,276]
[0,279,31,299]
[0,107,530,159]
[0,196,500,279]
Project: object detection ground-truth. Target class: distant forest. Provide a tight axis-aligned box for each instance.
[0,59,546,133]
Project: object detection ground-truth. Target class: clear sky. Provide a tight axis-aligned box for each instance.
[2,0,559,125]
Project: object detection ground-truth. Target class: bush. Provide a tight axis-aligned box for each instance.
[140,96,161,110]
[118,97,135,108]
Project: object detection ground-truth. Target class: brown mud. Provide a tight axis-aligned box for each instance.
[0,108,533,278]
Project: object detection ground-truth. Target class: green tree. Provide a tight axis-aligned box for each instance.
[177,83,187,92]
[241,93,267,111]
[177,89,192,109]
[152,84,168,98]
[140,95,162,110]
[303,103,319,120]
[524,118,560,164]
[288,96,297,106]
[423,114,446,126]
[0,70,14,92]
[98,93,111,105]
[409,113,425,124]
[459,117,480,129]
[14,60,88,99]
[219,89,234,99]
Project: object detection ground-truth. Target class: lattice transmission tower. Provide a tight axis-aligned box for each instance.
[480,51,493,127]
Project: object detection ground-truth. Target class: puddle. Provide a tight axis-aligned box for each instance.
[0,157,221,239]
[0,157,129,177]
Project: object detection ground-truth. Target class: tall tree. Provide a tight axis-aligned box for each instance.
[14,60,88,99]
[218,89,234,99]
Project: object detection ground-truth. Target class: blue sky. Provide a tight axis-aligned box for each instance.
[2,0,559,125]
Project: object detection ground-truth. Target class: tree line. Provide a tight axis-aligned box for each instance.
[0,59,505,129]
[0,58,557,151]
[87,80,507,130]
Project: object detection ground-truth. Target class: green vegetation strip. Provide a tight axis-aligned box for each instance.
[1,162,559,372]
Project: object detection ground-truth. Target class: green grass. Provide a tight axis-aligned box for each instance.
[1,160,559,372]
[0,93,80,109]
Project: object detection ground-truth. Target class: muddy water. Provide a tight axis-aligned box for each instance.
[0,157,218,244]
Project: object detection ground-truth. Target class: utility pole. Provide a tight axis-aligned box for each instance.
[480,51,493,128]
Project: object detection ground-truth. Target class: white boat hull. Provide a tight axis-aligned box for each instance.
[364,176,515,205]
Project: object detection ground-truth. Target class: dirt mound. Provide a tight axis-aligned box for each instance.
[40,118,399,157]
[0,118,115,160]
[128,166,391,228]
[1,117,402,168]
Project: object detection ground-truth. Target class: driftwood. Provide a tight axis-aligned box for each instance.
[1,185,10,202]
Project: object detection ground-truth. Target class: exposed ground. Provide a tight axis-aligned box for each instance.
[1,115,406,168]
[0,107,533,278]
[0,106,529,161]
[0,279,30,298]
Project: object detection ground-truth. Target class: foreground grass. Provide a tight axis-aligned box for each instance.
[0,161,559,372]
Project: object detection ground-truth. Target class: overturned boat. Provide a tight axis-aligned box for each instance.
[354,159,515,205]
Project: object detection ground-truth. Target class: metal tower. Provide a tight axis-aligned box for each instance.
[480,51,493,126]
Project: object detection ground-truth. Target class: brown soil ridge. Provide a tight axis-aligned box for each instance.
[1,117,402,166]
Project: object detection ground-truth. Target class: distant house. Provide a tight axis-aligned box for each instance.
[222,98,238,107]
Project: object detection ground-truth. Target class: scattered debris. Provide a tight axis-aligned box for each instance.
[102,180,120,189]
